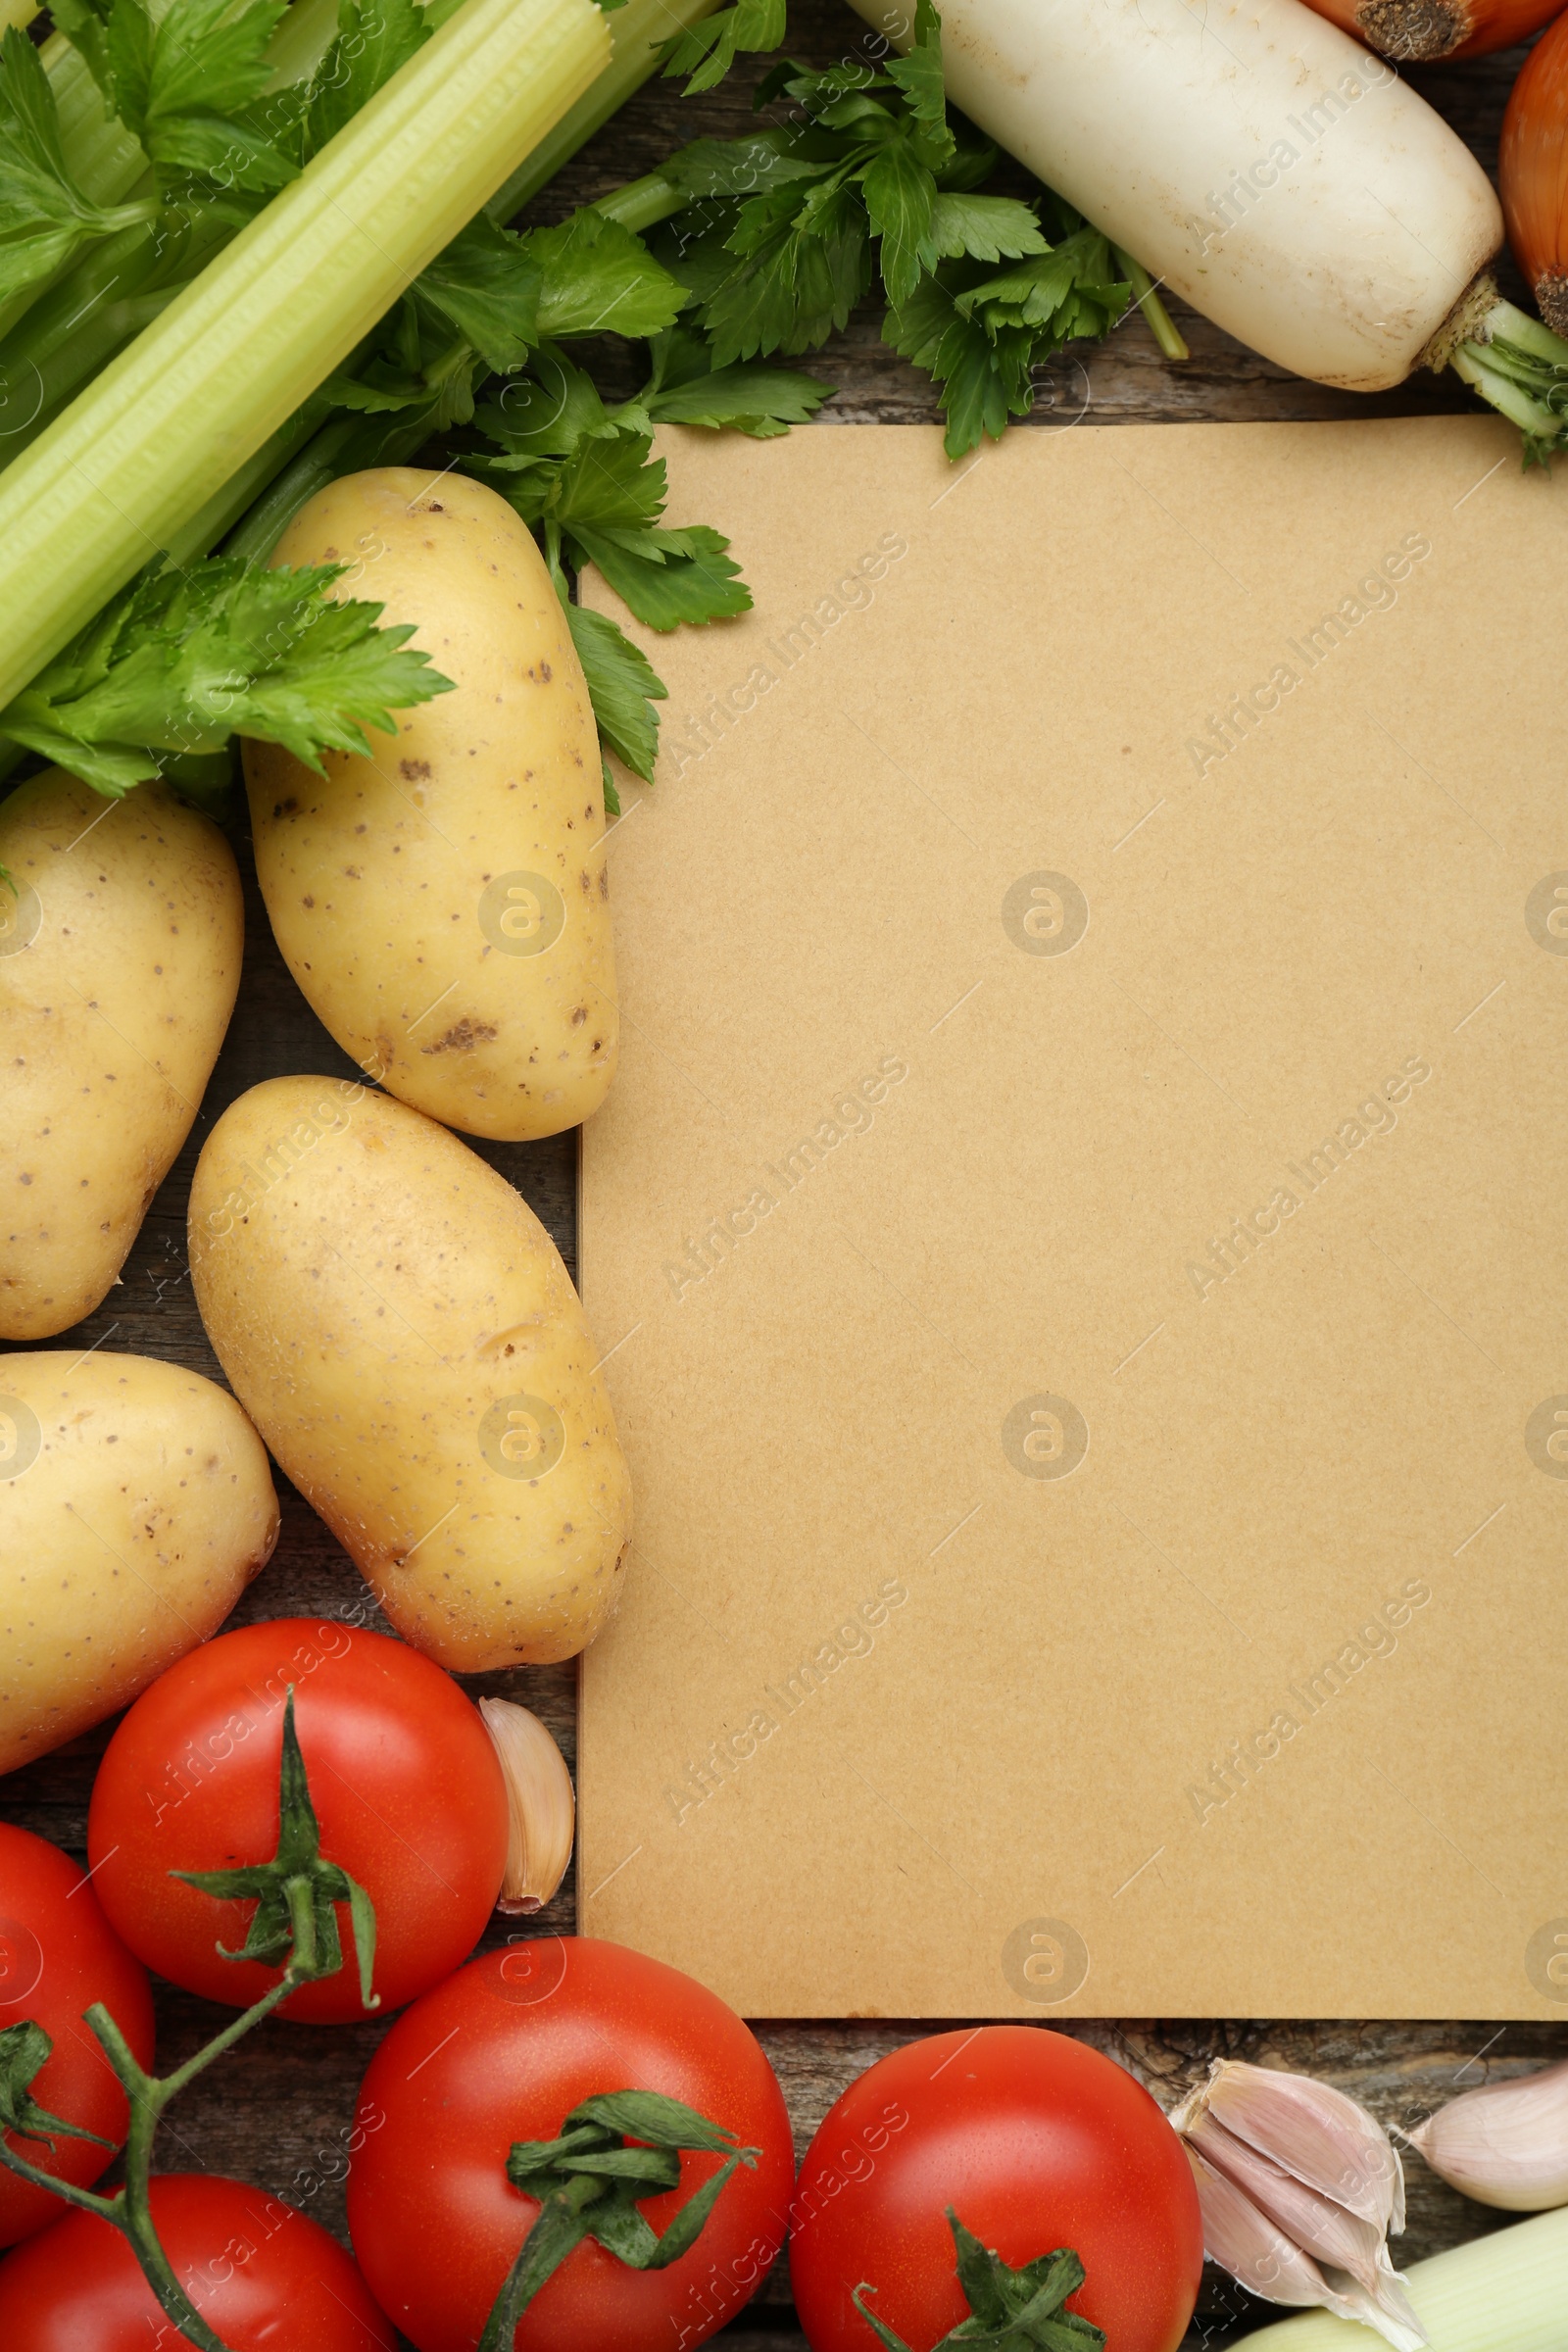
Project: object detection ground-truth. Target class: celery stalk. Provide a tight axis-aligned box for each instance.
[488,0,722,221]
[0,0,611,708]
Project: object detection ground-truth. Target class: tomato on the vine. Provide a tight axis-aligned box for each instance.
[788,2026,1202,2352]
[346,1937,795,2352]
[0,2174,395,2349]
[0,1821,155,2249]
[86,1619,509,2023]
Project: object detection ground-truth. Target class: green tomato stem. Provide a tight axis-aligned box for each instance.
[475,2175,605,2352]
[0,1715,368,2352]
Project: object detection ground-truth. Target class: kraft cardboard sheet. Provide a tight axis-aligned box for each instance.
[576,416,1568,2019]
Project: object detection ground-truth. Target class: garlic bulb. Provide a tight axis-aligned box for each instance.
[1174,2061,1423,2351]
[479,1698,575,1913]
[1407,2060,1568,2213]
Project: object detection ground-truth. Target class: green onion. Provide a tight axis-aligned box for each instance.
[0,0,611,709]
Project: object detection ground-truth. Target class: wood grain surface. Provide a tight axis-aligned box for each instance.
[5,5,1564,2343]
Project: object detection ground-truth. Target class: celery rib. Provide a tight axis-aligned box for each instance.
[0,0,611,707]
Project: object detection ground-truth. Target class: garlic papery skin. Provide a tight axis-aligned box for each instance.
[1177,2058,1405,2235]
[479,1698,575,1914]
[1406,2060,1568,2213]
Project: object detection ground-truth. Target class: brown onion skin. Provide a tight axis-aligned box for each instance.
[1502,10,1568,332]
[1298,0,1565,62]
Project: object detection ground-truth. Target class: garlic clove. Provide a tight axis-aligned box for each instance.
[1178,2058,1405,2234]
[1315,2265,1428,2352]
[1185,2109,1391,2287]
[1185,2143,1348,2312]
[1185,2140,1428,2352]
[479,1697,575,1914]
[1406,2059,1568,2213]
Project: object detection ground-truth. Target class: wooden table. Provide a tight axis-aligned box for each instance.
[7,6,1564,2342]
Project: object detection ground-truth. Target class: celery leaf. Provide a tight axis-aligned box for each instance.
[700,181,869,362]
[0,557,453,796]
[418,214,543,371]
[639,324,832,436]
[570,524,750,632]
[530,211,686,342]
[858,137,938,309]
[928,193,1050,265]
[564,603,664,784]
[0,27,152,301]
[884,0,951,164]
[661,0,786,96]
[106,0,297,191]
[303,0,430,154]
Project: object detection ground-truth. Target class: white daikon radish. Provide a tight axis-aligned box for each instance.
[850,0,1501,392]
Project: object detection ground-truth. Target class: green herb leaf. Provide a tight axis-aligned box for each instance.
[0,2022,115,2155]
[106,0,297,192]
[301,0,430,155]
[883,0,952,166]
[565,602,665,783]
[569,523,750,632]
[417,213,542,371]
[531,209,686,342]
[928,191,1049,265]
[662,0,786,94]
[858,135,937,309]
[660,132,824,199]
[884,265,1036,458]
[702,180,869,363]
[641,324,832,437]
[0,26,152,303]
[0,556,453,795]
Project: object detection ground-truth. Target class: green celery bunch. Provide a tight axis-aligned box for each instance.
[617,0,1180,456]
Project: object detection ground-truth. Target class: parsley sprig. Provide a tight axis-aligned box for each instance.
[0,557,452,799]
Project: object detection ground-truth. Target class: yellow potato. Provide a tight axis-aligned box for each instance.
[188,1074,632,1670]
[0,770,242,1341]
[0,1351,278,1774]
[243,468,616,1143]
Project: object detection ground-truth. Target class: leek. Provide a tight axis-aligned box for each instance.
[1243,2208,1568,2352]
[0,0,611,708]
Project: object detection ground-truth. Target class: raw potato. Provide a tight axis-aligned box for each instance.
[187,1075,632,1670]
[243,468,617,1144]
[0,770,243,1340]
[0,1352,278,1774]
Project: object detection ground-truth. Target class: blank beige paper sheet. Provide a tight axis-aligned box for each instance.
[577,416,1568,2019]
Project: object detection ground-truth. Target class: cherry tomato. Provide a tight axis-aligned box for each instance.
[86,1620,508,2024]
[788,2027,1202,2352]
[0,1822,155,2249]
[346,1937,795,2352]
[0,2173,395,2349]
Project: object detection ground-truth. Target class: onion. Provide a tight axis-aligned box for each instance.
[1297,0,1563,66]
[1502,10,1568,336]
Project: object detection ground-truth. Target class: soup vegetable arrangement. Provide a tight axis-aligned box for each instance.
[3,0,1568,2343]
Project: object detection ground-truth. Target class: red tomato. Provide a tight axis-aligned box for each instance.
[788,2027,1202,2352]
[0,1822,155,2249]
[0,2173,395,2350]
[86,1620,508,2024]
[346,1938,794,2352]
